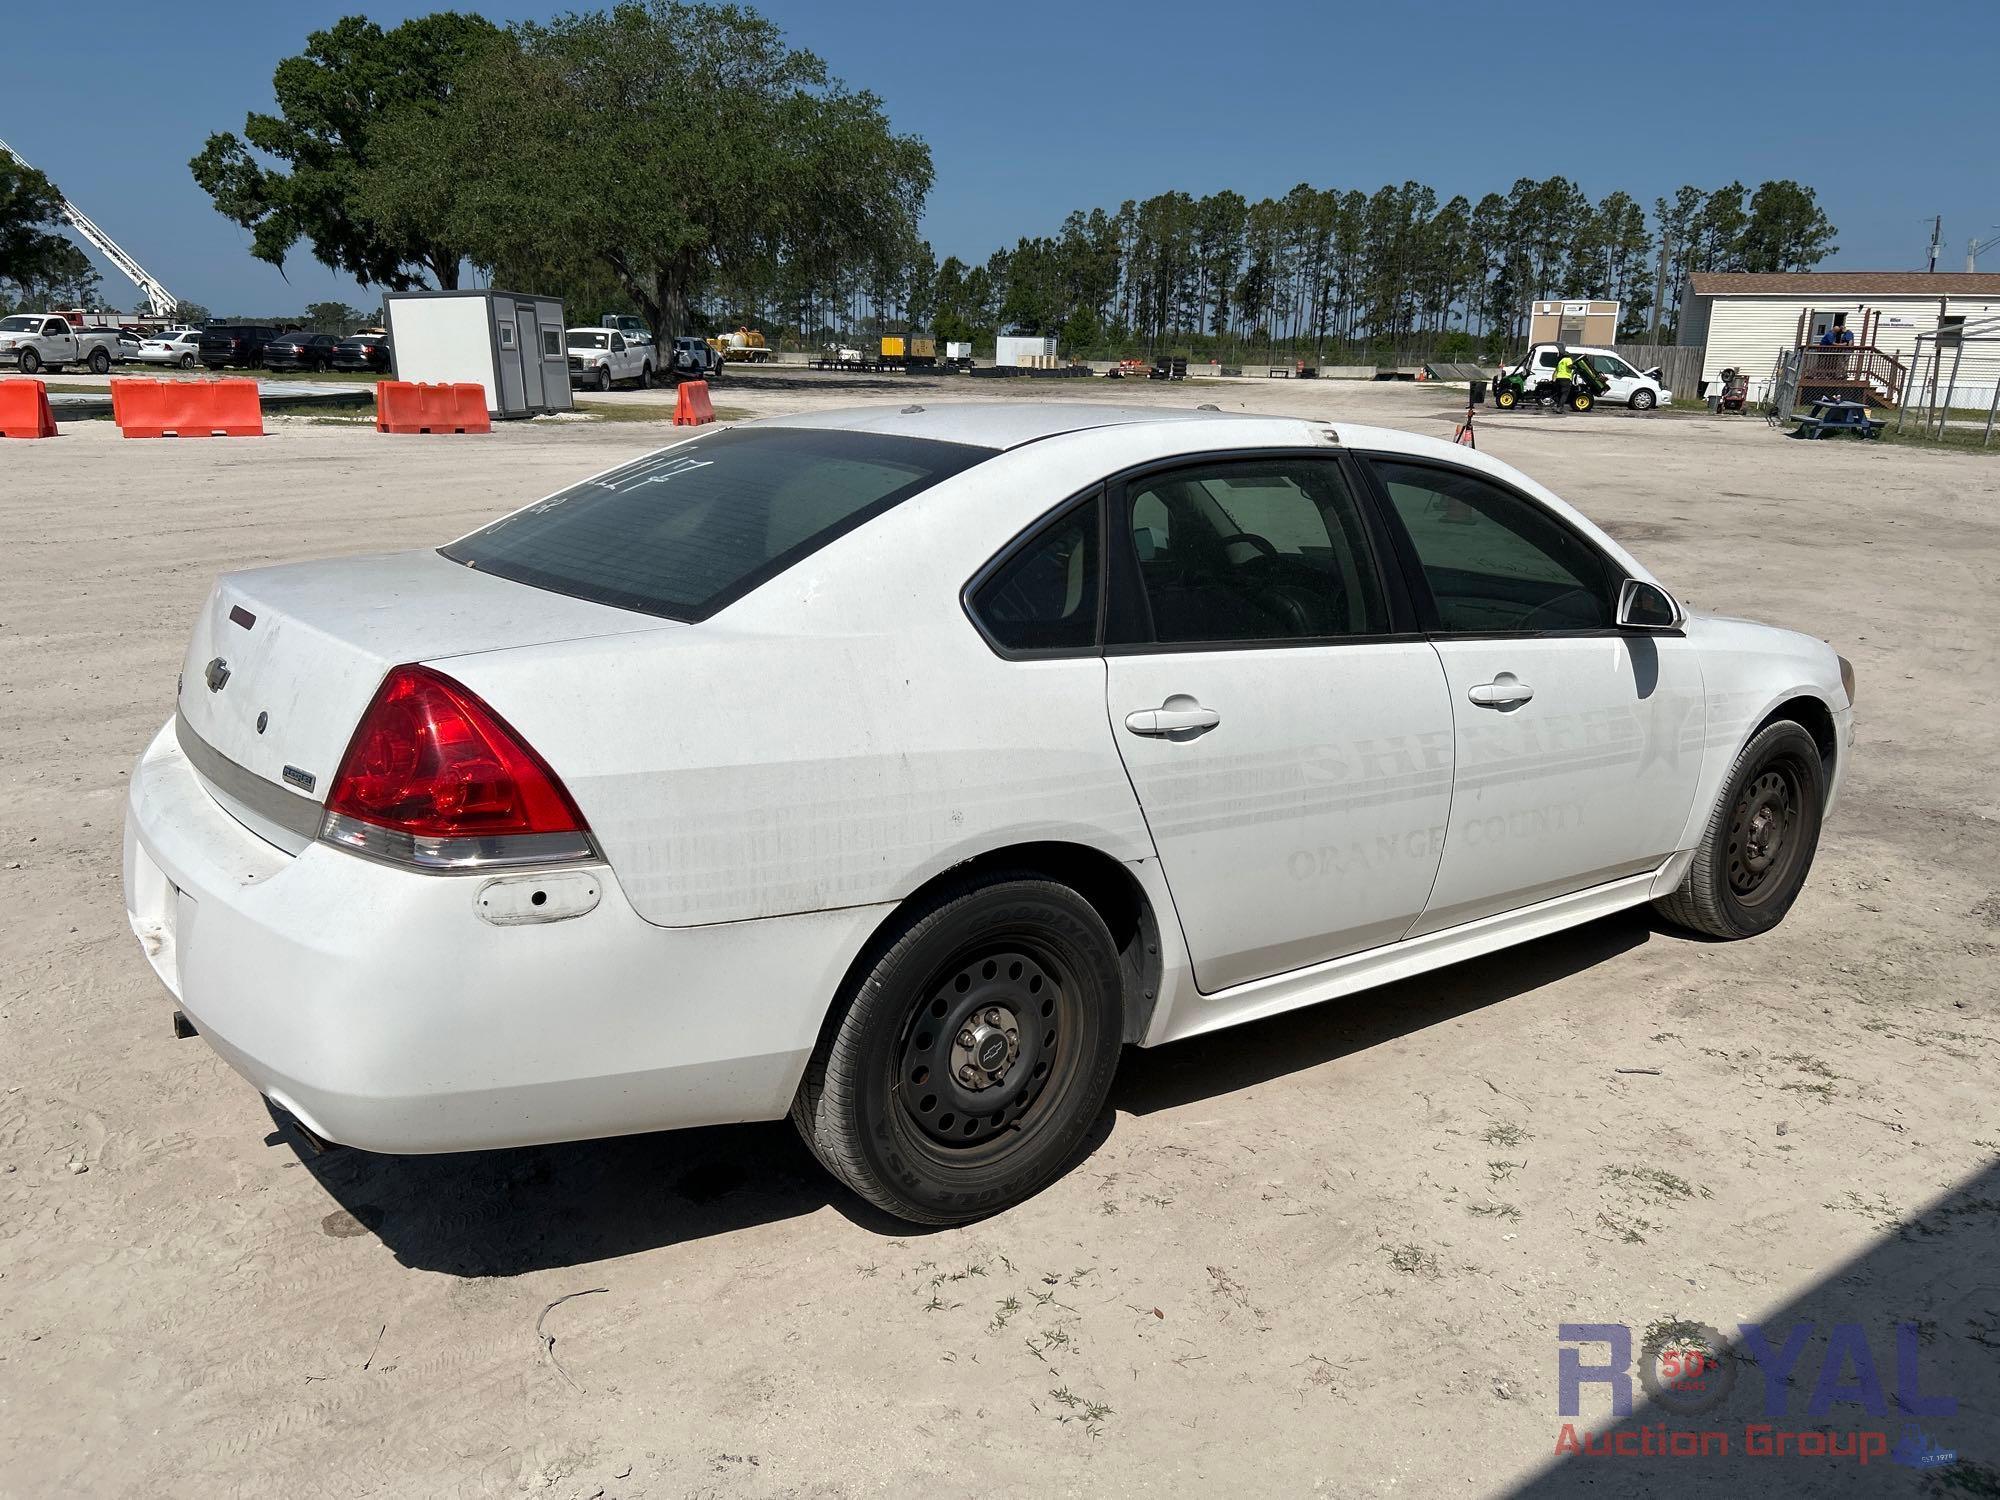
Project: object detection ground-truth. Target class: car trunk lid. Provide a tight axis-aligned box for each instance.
[175,548,676,849]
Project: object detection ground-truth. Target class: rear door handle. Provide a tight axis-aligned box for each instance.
[1124,701,1221,737]
[1467,674,1534,708]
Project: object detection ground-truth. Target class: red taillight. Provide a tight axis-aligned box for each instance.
[323,665,588,848]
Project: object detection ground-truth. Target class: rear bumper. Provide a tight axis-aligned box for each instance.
[123,719,883,1153]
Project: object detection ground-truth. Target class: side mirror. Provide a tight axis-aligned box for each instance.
[1617,577,1684,631]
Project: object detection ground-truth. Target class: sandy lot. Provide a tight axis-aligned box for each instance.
[1,370,1995,1498]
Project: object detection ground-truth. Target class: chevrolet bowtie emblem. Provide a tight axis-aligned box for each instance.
[204,657,231,693]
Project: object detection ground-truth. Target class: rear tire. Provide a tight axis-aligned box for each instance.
[179,352,196,369]
[792,875,1124,1225]
[1654,720,1826,939]
[88,347,111,375]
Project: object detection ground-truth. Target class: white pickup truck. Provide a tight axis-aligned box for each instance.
[565,326,653,390]
[0,313,124,375]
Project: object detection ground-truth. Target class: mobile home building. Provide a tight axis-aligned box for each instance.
[1677,271,2000,406]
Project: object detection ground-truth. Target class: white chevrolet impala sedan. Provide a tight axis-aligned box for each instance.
[124,404,1854,1223]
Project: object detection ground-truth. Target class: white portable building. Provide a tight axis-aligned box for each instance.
[383,289,573,418]
[994,335,1059,368]
[1678,272,2000,405]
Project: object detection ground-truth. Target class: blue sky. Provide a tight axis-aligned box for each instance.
[7,0,1997,314]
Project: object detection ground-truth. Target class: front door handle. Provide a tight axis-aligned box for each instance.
[1467,673,1534,708]
[1124,699,1221,737]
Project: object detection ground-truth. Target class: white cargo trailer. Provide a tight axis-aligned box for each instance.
[994,335,1058,368]
[383,289,572,418]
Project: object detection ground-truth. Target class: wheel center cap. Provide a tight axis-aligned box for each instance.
[951,1005,1022,1092]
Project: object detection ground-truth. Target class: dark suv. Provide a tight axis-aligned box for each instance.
[198,325,276,370]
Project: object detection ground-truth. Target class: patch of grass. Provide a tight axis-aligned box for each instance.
[1596,1210,1655,1244]
[572,398,753,423]
[1483,1122,1530,1148]
[1602,1165,1711,1203]
[1384,1243,1441,1277]
[1469,1202,1522,1221]
[1488,1159,1526,1183]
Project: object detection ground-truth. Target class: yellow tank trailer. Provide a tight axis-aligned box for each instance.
[706,327,771,363]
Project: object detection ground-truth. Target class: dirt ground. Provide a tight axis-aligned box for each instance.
[1,369,1996,1499]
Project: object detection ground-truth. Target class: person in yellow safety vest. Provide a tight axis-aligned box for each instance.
[1551,350,1576,414]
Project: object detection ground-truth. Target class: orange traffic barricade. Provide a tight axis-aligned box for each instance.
[376,381,491,434]
[0,378,58,438]
[673,379,715,426]
[111,378,263,438]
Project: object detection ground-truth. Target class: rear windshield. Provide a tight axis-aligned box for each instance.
[442,426,993,621]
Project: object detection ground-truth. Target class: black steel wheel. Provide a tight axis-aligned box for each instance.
[1656,720,1827,939]
[793,874,1123,1225]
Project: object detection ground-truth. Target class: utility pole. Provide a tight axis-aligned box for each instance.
[1927,215,1942,273]
[1968,229,2000,272]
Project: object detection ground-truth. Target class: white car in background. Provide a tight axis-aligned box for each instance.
[124,405,1852,1223]
[135,329,204,368]
[1515,343,1673,409]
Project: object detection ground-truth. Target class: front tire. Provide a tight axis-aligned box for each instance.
[1630,388,1657,411]
[1655,720,1826,939]
[19,348,41,374]
[792,875,1124,1225]
[595,365,612,392]
[1495,387,1518,409]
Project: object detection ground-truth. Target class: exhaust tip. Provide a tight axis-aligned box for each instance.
[269,1102,338,1156]
[171,1010,198,1040]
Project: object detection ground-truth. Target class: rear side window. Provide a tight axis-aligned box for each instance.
[969,496,1101,653]
[1122,457,1388,644]
[444,426,992,621]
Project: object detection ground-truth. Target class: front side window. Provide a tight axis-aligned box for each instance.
[1373,460,1617,633]
[1123,459,1387,645]
[444,427,992,621]
[1588,354,1635,379]
[969,496,1100,653]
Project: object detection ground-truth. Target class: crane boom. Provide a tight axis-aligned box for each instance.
[0,136,180,318]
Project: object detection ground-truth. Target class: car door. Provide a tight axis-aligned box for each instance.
[1585,354,1638,404]
[1102,453,1455,992]
[1365,456,1706,936]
